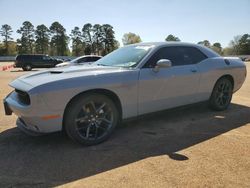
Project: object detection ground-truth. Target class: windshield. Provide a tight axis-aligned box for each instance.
[93,45,154,68]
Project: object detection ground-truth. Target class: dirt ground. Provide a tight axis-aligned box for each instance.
[0,63,250,188]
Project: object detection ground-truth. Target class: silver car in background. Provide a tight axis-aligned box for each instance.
[4,42,247,145]
[56,55,102,67]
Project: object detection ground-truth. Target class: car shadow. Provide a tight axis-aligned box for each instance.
[0,103,249,187]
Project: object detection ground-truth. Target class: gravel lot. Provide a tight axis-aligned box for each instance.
[0,63,250,187]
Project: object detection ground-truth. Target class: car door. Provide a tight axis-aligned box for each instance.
[138,46,207,115]
[31,56,43,67]
[42,56,54,67]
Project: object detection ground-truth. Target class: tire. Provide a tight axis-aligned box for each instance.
[22,64,32,71]
[64,93,119,145]
[209,77,233,111]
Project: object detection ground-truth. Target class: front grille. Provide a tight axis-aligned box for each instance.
[15,89,30,105]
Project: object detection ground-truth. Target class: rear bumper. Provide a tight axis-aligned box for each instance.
[13,63,21,68]
[233,65,247,93]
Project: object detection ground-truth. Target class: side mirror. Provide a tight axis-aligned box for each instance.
[154,59,172,72]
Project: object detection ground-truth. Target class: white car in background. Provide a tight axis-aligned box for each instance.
[56,55,102,67]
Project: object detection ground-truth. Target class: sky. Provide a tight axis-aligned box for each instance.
[0,0,249,48]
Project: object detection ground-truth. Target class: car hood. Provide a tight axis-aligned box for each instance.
[9,65,127,92]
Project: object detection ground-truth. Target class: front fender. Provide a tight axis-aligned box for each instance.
[33,70,140,119]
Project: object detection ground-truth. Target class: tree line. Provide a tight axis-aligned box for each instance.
[0,22,249,56]
[122,33,250,55]
[0,21,119,56]
[164,34,250,55]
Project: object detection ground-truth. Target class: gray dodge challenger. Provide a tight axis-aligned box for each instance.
[4,42,246,145]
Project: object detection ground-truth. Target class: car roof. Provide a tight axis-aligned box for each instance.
[78,55,102,58]
[129,42,220,58]
[17,54,47,56]
[129,41,203,47]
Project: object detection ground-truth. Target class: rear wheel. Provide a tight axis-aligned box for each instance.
[22,64,32,71]
[209,77,233,111]
[64,93,119,145]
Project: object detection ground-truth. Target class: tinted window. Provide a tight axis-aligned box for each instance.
[84,57,92,62]
[77,57,89,63]
[16,55,21,60]
[91,57,101,62]
[144,46,207,68]
[16,55,29,60]
[32,56,42,61]
[74,56,100,64]
[42,56,51,60]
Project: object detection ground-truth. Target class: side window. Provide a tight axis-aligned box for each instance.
[84,57,92,62]
[42,56,51,61]
[22,56,28,61]
[95,57,101,61]
[143,47,176,68]
[87,57,95,62]
[143,46,207,68]
[77,57,88,63]
[90,57,99,62]
[143,48,162,68]
[89,57,100,62]
[181,47,207,64]
[77,57,100,63]
[16,56,21,61]
[32,56,41,62]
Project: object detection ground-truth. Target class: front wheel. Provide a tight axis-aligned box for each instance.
[64,93,119,145]
[209,78,233,111]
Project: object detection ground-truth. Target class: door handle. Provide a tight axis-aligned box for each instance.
[190,69,197,73]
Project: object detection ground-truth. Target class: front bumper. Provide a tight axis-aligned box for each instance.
[17,118,45,136]
[3,98,12,115]
[4,91,63,134]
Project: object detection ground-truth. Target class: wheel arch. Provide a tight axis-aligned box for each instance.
[209,74,234,111]
[216,74,234,89]
[62,88,123,130]
[210,74,234,99]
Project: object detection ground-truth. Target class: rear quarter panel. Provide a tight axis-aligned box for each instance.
[196,57,246,101]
